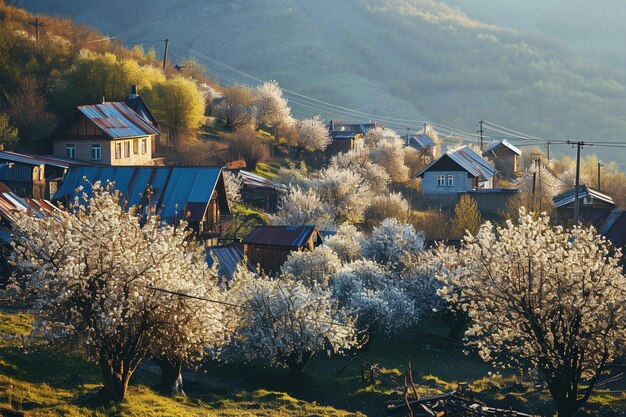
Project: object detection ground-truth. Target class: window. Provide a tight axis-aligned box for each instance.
[91,144,101,161]
[124,141,130,158]
[141,138,147,155]
[66,145,76,159]
[133,138,139,155]
[115,142,122,159]
[447,174,454,187]
[437,175,445,186]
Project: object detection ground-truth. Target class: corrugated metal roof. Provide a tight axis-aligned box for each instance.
[407,133,436,149]
[483,139,522,156]
[236,170,285,191]
[206,243,256,282]
[418,145,496,181]
[552,185,615,208]
[242,225,320,247]
[78,102,160,139]
[53,166,228,224]
[330,131,359,139]
[0,182,60,243]
[329,122,376,134]
[0,151,90,169]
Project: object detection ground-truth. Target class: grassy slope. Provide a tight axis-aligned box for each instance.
[2,311,626,416]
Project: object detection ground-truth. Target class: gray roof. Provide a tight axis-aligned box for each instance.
[417,145,496,181]
[407,133,436,149]
[483,139,522,156]
[77,102,160,139]
[552,184,615,208]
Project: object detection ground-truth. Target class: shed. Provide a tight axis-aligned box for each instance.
[53,166,230,241]
[242,225,323,273]
[231,169,286,212]
[0,151,90,199]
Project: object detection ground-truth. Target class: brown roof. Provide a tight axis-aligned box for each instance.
[242,225,320,247]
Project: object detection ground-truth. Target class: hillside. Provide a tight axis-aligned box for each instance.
[19,0,626,163]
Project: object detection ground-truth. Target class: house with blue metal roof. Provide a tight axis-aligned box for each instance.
[50,101,160,166]
[53,166,230,243]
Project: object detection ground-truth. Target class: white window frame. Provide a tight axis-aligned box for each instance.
[66,145,76,159]
[91,144,101,161]
[437,174,445,186]
[447,174,454,187]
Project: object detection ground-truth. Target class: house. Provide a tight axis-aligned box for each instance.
[552,185,616,223]
[242,225,323,274]
[230,169,286,212]
[482,139,522,178]
[49,101,160,166]
[406,132,436,161]
[53,166,230,244]
[0,181,60,287]
[418,146,495,192]
[595,210,626,264]
[206,243,256,285]
[326,120,377,157]
[0,151,89,199]
[124,85,160,154]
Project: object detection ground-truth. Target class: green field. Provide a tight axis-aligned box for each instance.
[2,311,626,416]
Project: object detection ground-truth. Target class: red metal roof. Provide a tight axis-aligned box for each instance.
[77,102,160,139]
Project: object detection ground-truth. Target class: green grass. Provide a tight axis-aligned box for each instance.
[254,162,281,179]
[2,311,626,416]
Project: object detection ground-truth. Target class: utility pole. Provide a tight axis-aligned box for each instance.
[30,17,44,45]
[567,141,585,225]
[545,140,551,161]
[477,120,484,151]
[597,161,604,191]
[162,38,169,70]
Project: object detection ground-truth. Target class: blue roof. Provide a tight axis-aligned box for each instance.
[206,243,256,282]
[53,166,228,224]
[242,225,320,247]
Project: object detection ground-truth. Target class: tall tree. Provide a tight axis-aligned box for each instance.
[9,183,228,403]
[434,210,626,417]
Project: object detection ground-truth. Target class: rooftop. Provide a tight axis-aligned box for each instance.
[552,184,615,208]
[483,139,522,156]
[242,225,321,248]
[76,102,160,139]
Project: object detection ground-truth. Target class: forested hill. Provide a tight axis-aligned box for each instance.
[18,0,626,162]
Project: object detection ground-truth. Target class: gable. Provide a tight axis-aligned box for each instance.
[419,154,472,176]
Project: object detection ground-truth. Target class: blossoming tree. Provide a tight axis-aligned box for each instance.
[9,184,228,402]
[434,210,626,417]
[226,268,359,372]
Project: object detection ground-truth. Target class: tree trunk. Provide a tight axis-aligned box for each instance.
[284,350,314,374]
[556,400,577,417]
[99,357,132,403]
[155,357,185,396]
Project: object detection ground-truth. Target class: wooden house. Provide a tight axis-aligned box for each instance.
[0,151,89,199]
[553,185,615,224]
[53,166,230,244]
[482,139,521,178]
[326,120,377,157]
[50,102,160,166]
[242,225,323,274]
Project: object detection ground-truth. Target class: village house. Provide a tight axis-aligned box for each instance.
[0,151,89,199]
[482,139,521,178]
[53,166,230,244]
[49,101,160,166]
[325,120,377,157]
[123,85,160,154]
[552,184,616,224]
[242,225,323,274]
[229,169,286,213]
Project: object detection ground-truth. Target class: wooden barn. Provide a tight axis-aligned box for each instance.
[482,139,521,178]
[242,225,323,274]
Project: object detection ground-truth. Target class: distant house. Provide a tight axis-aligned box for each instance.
[230,169,285,213]
[405,132,436,161]
[242,225,323,274]
[418,146,495,193]
[553,185,615,223]
[50,102,160,166]
[53,166,230,243]
[0,151,89,199]
[482,139,521,178]
[326,120,377,157]
[206,243,257,285]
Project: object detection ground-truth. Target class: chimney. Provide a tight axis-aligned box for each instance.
[130,85,138,96]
